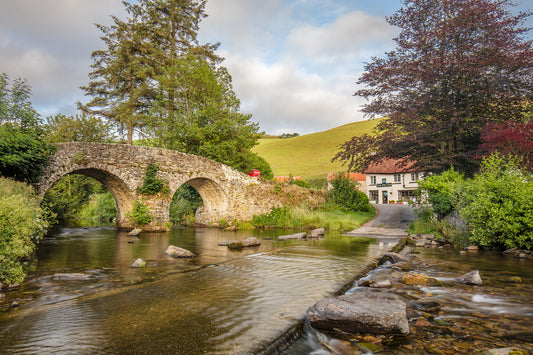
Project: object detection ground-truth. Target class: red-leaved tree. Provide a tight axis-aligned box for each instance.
[478,119,533,171]
[334,0,533,175]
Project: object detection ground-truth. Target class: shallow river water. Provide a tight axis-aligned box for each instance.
[0,227,399,354]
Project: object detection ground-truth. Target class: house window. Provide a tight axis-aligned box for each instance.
[394,174,401,183]
[369,190,379,201]
[382,178,387,184]
[370,176,376,185]
[411,172,419,181]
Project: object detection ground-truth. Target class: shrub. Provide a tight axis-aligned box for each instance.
[417,167,464,218]
[126,200,153,227]
[0,178,50,284]
[458,154,533,249]
[327,173,372,212]
[252,207,293,228]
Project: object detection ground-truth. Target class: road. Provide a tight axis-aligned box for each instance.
[344,204,417,237]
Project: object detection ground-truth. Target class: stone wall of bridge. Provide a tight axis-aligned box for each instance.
[37,142,324,231]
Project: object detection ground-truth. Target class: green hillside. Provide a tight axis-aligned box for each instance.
[253,119,381,180]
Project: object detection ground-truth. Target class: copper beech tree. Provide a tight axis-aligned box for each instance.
[334,0,532,175]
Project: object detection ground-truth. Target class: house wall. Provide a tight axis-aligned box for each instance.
[365,172,423,204]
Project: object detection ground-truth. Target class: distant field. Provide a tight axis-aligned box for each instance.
[253,119,381,180]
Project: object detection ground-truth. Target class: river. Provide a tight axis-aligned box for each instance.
[0,227,400,354]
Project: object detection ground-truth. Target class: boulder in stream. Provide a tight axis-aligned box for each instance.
[306,288,409,336]
[131,258,146,268]
[309,228,325,238]
[164,245,195,258]
[458,270,482,285]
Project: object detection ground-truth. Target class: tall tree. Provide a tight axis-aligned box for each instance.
[80,0,220,144]
[0,73,54,183]
[81,0,265,174]
[146,54,260,170]
[334,0,533,175]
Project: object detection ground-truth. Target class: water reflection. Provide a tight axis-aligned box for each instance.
[0,227,398,354]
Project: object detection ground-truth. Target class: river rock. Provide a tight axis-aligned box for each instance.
[369,280,392,288]
[506,276,522,283]
[0,293,5,301]
[278,232,307,241]
[131,258,146,268]
[411,298,442,313]
[458,270,482,285]
[242,237,261,247]
[465,245,479,251]
[391,261,414,271]
[0,282,5,291]
[401,273,443,286]
[309,228,325,238]
[306,289,409,336]
[383,252,410,264]
[164,245,195,258]
[227,241,244,249]
[52,273,93,281]
[127,228,142,236]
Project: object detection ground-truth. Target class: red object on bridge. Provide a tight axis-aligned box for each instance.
[247,169,261,178]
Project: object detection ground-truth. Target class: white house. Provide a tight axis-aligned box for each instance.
[364,159,425,204]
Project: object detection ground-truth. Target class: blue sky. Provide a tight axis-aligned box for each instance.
[1,0,531,135]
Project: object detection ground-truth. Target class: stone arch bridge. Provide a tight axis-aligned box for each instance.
[37,142,322,231]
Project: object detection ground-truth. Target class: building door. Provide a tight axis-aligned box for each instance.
[382,191,388,204]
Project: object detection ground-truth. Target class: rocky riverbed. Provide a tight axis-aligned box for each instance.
[294,236,533,355]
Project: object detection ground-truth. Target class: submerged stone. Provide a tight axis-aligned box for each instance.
[51,273,93,281]
[401,273,443,286]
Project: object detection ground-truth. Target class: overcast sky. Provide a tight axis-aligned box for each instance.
[1,1,531,135]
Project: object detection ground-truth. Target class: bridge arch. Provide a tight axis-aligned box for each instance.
[39,164,135,228]
[172,177,230,224]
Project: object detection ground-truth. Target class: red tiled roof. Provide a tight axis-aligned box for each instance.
[327,172,366,181]
[364,159,418,174]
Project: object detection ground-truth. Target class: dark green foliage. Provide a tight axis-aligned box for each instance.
[327,173,372,212]
[0,73,54,183]
[126,200,153,227]
[169,183,203,225]
[459,154,533,249]
[418,154,533,249]
[0,178,50,284]
[137,163,168,195]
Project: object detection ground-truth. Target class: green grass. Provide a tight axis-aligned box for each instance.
[251,205,376,232]
[253,119,382,180]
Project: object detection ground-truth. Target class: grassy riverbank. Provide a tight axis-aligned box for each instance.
[248,204,376,232]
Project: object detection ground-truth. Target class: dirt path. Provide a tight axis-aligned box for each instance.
[344,204,417,237]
